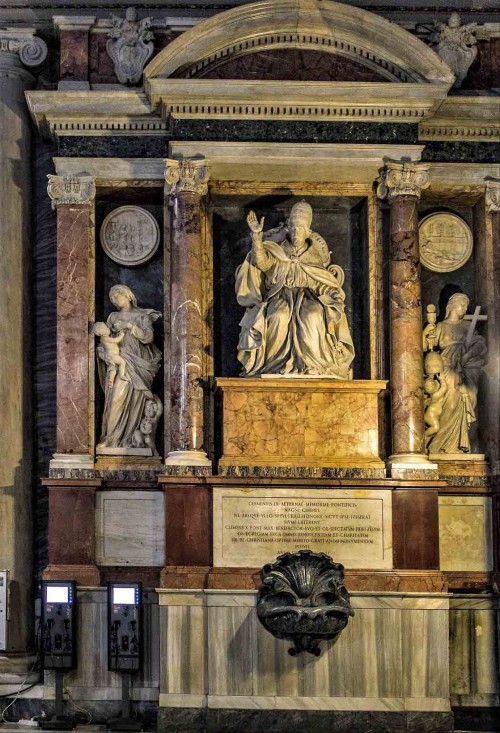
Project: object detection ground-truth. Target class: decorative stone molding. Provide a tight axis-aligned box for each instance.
[47,174,96,209]
[145,0,455,85]
[377,162,431,201]
[151,79,449,123]
[0,29,48,68]
[53,16,96,33]
[26,90,166,140]
[164,158,210,197]
[107,7,154,84]
[485,182,500,214]
[418,97,500,143]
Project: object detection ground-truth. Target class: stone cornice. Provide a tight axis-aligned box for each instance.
[485,182,500,214]
[25,90,166,138]
[149,79,449,124]
[145,0,455,84]
[26,82,451,140]
[164,158,210,196]
[377,162,431,201]
[419,97,500,143]
[53,16,96,32]
[47,174,96,208]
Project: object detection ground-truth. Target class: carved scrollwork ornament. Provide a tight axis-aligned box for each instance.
[0,30,48,68]
[47,174,96,209]
[485,182,500,214]
[257,550,354,656]
[164,158,210,197]
[377,162,431,202]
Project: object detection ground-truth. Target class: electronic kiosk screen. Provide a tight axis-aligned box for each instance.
[108,582,142,672]
[42,581,76,670]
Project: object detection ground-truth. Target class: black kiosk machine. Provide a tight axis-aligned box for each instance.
[40,581,77,730]
[107,582,143,732]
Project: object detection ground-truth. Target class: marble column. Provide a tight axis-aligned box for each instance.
[164,158,211,471]
[0,29,46,678]
[485,182,500,478]
[47,174,96,473]
[377,162,437,478]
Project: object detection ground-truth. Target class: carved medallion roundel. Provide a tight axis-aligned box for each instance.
[419,212,473,273]
[100,206,160,266]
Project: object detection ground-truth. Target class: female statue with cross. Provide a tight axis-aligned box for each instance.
[423,293,487,454]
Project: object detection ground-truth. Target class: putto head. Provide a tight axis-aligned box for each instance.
[93,322,110,337]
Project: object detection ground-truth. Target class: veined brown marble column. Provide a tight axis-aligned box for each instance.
[164,158,211,471]
[0,28,46,679]
[377,162,437,478]
[47,174,96,473]
[485,182,500,478]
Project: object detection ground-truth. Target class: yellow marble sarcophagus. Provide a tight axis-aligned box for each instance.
[215,378,387,476]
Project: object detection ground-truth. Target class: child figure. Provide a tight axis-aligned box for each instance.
[94,322,128,387]
[424,376,447,446]
[133,398,163,456]
[422,304,439,350]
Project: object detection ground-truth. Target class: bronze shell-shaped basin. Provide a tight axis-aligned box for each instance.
[257,550,354,656]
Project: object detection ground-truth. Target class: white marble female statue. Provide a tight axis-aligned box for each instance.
[235,200,354,378]
[423,293,487,454]
[95,284,162,455]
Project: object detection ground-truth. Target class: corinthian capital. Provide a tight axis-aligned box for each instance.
[47,175,96,209]
[164,158,210,197]
[485,181,500,214]
[377,162,431,202]
[0,29,48,68]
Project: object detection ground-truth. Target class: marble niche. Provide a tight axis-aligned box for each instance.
[214,195,385,476]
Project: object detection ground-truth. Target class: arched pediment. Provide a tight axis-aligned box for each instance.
[145,0,454,85]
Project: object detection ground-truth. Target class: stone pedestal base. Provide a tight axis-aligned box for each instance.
[165,450,212,467]
[42,564,100,586]
[216,378,387,475]
[387,453,438,480]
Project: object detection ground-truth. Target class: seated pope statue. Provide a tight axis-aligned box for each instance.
[235,200,355,378]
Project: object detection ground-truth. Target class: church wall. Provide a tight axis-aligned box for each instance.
[1,2,499,732]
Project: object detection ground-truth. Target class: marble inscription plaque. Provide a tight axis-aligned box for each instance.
[439,496,492,572]
[100,205,160,266]
[419,212,472,273]
[213,488,392,569]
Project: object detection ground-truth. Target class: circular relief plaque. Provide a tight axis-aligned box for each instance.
[100,206,160,266]
[419,212,473,273]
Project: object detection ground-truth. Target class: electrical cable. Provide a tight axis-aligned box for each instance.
[64,687,93,725]
[0,679,41,699]
[0,654,40,723]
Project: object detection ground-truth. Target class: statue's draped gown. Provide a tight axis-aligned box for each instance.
[429,319,487,453]
[98,307,161,447]
[236,237,354,378]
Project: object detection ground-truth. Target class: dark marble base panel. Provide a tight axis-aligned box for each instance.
[158,708,454,733]
[0,698,157,729]
[218,465,386,478]
[453,705,500,731]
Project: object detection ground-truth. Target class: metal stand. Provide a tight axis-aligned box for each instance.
[39,670,74,730]
[107,674,142,732]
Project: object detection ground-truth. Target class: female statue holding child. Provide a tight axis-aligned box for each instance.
[94,284,162,455]
[423,292,486,454]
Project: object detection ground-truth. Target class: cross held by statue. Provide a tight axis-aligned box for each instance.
[464,305,487,348]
